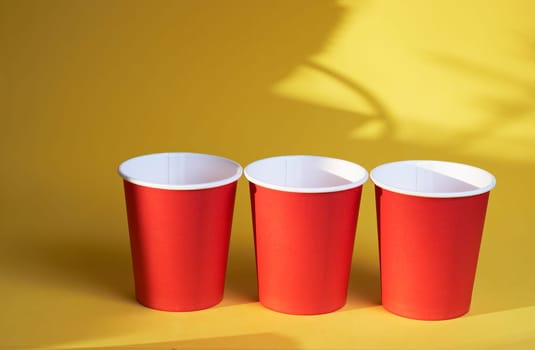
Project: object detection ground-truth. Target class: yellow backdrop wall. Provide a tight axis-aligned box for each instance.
[1,1,534,348]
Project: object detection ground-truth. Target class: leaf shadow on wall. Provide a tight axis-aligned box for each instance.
[428,51,535,156]
[427,43,535,317]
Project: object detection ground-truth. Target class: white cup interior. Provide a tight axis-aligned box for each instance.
[244,155,368,193]
[118,152,242,190]
[370,160,496,198]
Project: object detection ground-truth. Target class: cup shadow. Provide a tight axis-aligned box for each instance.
[224,236,259,303]
[60,332,300,350]
[347,261,382,308]
[3,229,135,300]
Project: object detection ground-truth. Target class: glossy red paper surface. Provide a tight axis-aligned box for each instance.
[375,187,490,320]
[249,183,363,315]
[123,180,237,311]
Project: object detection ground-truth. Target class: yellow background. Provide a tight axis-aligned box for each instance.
[1,0,534,348]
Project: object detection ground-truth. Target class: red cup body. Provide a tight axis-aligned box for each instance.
[123,180,237,311]
[375,187,490,320]
[250,183,363,315]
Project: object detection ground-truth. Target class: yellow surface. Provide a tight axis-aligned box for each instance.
[1,0,534,349]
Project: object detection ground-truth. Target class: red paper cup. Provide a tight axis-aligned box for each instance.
[371,160,496,320]
[244,155,368,315]
[118,152,242,311]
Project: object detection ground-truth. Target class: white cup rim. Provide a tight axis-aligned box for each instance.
[118,152,243,190]
[244,155,368,193]
[370,160,496,198]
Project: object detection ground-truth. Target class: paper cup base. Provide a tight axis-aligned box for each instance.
[260,300,347,316]
[136,295,224,312]
[383,304,470,321]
